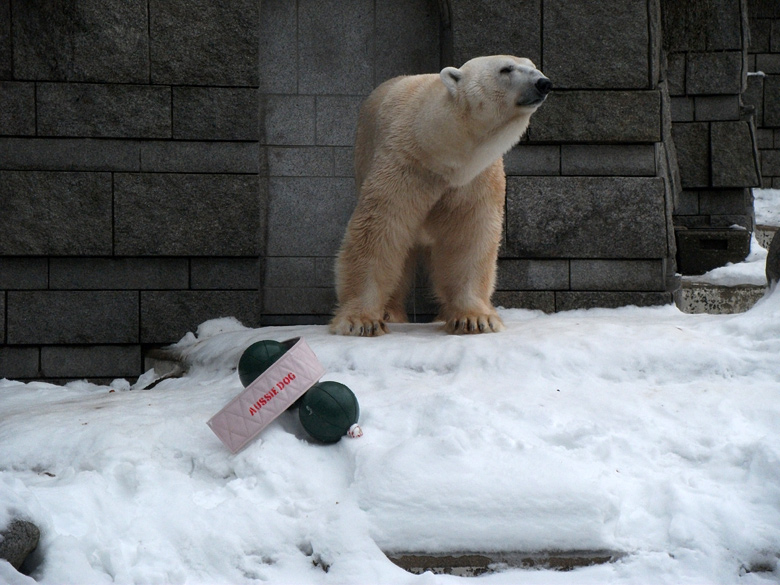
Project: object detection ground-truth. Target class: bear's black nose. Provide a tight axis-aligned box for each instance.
[536,77,552,95]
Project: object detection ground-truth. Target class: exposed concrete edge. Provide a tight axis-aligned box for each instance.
[144,348,187,379]
[676,281,768,314]
[387,550,626,576]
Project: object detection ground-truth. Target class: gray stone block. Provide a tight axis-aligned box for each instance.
[316,96,364,147]
[773,20,780,52]
[744,75,764,126]
[0,82,35,135]
[748,0,780,18]
[190,258,263,290]
[50,258,189,289]
[0,138,141,172]
[114,173,262,256]
[7,291,139,344]
[686,52,743,95]
[297,0,373,95]
[37,83,171,138]
[504,146,560,175]
[505,177,668,258]
[671,123,710,188]
[496,259,569,290]
[762,150,780,175]
[698,189,750,215]
[267,178,356,256]
[0,0,9,78]
[756,129,773,149]
[0,258,48,289]
[561,145,656,176]
[0,292,3,340]
[666,53,686,95]
[259,0,297,93]
[140,142,259,174]
[41,345,141,378]
[0,171,112,255]
[675,228,751,274]
[570,260,667,291]
[765,75,780,126]
[674,188,700,216]
[375,0,441,80]
[492,291,555,313]
[140,291,261,343]
[695,95,740,121]
[527,91,661,143]
[756,54,780,74]
[543,0,649,89]
[670,97,694,122]
[711,121,760,187]
[268,147,334,177]
[0,347,40,379]
[749,17,771,52]
[556,291,671,311]
[149,0,258,86]
[265,257,317,289]
[262,95,316,146]
[12,0,149,83]
[334,148,355,177]
[263,287,336,315]
[450,0,541,67]
[173,87,258,141]
[662,0,742,52]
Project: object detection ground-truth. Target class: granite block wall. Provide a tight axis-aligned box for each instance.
[0,0,263,381]
[661,0,761,273]
[745,0,780,191]
[0,0,761,381]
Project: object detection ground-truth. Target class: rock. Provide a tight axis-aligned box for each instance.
[0,520,40,571]
[767,232,780,285]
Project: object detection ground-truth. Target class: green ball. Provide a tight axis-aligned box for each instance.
[299,382,360,443]
[238,340,287,387]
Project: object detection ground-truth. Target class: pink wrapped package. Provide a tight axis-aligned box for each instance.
[207,337,325,453]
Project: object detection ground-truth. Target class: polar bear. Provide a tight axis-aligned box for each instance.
[330,55,551,336]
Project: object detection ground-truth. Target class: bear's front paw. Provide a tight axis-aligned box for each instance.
[330,313,389,337]
[444,313,505,335]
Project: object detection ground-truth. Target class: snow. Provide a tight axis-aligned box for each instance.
[682,233,768,287]
[2,286,780,584]
[755,189,780,228]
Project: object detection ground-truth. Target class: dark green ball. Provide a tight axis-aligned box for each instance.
[238,340,287,387]
[298,381,359,443]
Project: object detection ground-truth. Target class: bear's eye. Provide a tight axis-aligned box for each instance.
[500,66,514,74]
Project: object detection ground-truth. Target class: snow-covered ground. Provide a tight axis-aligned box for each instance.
[3,284,780,584]
[1,189,778,584]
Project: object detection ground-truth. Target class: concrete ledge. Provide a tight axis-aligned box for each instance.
[387,550,625,577]
[676,282,768,314]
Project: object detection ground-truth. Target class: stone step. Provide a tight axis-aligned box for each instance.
[676,281,767,314]
[756,224,778,249]
[387,550,625,577]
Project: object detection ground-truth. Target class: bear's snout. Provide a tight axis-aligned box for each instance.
[535,77,552,96]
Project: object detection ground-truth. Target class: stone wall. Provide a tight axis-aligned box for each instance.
[0,0,264,381]
[661,0,762,274]
[746,0,780,190]
[0,0,760,382]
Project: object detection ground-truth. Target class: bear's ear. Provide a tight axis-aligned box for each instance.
[440,67,462,96]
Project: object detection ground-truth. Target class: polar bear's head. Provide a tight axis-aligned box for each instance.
[440,55,551,120]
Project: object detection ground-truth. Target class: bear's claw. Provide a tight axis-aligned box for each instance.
[445,314,504,335]
[330,315,389,337]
